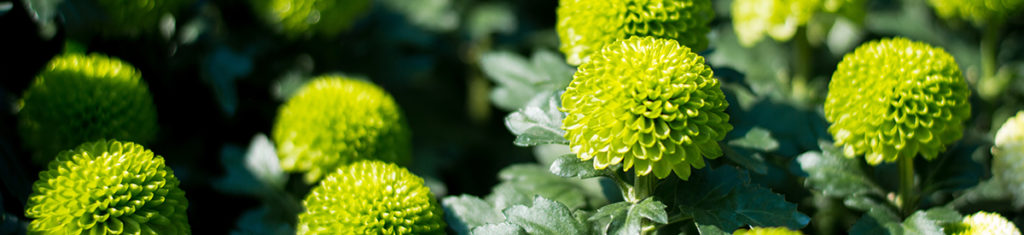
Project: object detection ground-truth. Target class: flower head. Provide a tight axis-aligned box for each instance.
[25,140,190,234]
[273,76,411,183]
[824,38,970,165]
[19,53,158,165]
[561,36,732,180]
[946,211,1021,235]
[731,0,864,47]
[251,0,372,38]
[927,0,1024,26]
[992,111,1024,206]
[556,0,714,66]
[298,160,445,234]
[733,226,804,235]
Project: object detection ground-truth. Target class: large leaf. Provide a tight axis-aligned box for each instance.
[798,141,888,211]
[443,195,506,234]
[659,166,810,233]
[483,50,573,111]
[503,196,589,234]
[486,164,606,211]
[505,92,568,146]
[723,126,779,174]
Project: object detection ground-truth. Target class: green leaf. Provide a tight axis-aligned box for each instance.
[505,92,568,146]
[849,207,961,235]
[503,196,588,234]
[443,195,506,234]
[722,145,768,175]
[483,50,574,111]
[728,127,779,152]
[660,166,809,233]
[849,208,901,235]
[918,144,984,194]
[466,3,517,39]
[486,164,606,211]
[798,141,886,211]
[471,223,525,235]
[550,154,607,179]
[21,0,62,38]
[588,202,631,235]
[632,198,669,224]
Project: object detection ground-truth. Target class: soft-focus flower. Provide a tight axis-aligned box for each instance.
[992,111,1024,206]
[946,211,1021,235]
[273,75,411,183]
[251,0,372,38]
[25,140,190,234]
[561,36,732,180]
[824,38,970,165]
[556,0,714,66]
[927,0,1024,26]
[731,0,864,47]
[733,226,804,235]
[298,160,445,234]
[19,53,158,165]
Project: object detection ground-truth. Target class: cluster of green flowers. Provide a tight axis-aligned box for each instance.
[927,0,1024,26]
[731,0,864,46]
[250,0,373,38]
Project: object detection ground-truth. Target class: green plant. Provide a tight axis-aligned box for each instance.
[946,211,1022,235]
[272,75,412,183]
[250,0,372,38]
[24,139,190,234]
[18,53,159,165]
[297,160,446,234]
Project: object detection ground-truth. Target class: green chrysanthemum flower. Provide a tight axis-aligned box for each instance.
[298,160,445,234]
[25,139,190,234]
[251,0,372,38]
[927,0,1024,26]
[19,53,158,165]
[561,36,732,180]
[556,0,714,66]
[273,75,411,183]
[733,226,804,235]
[824,38,970,165]
[731,0,864,47]
[945,211,1021,235]
[993,111,1024,206]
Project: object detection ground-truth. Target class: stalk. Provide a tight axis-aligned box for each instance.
[898,155,917,217]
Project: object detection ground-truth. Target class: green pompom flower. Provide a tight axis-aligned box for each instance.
[733,226,804,235]
[561,36,732,180]
[556,0,714,66]
[731,0,863,47]
[251,0,373,38]
[298,160,445,234]
[19,53,159,165]
[927,0,1024,26]
[824,38,970,165]
[946,211,1022,235]
[25,139,190,234]
[993,111,1024,206]
[273,75,411,183]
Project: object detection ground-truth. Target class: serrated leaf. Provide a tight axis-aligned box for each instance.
[661,166,809,233]
[505,92,568,146]
[728,127,779,152]
[633,198,668,224]
[589,202,631,235]
[487,164,605,210]
[531,50,574,90]
[443,195,506,234]
[471,223,525,235]
[483,50,574,111]
[504,196,588,234]
[550,154,607,179]
[798,141,886,211]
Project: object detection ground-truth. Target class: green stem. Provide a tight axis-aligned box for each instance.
[981,20,1003,82]
[633,174,657,235]
[791,27,814,104]
[898,156,917,217]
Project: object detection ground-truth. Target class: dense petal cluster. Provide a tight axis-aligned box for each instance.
[19,53,158,165]
[733,226,804,235]
[25,140,190,234]
[556,0,714,66]
[731,0,864,47]
[992,111,1024,206]
[946,211,1021,235]
[273,76,411,183]
[251,0,372,38]
[298,160,445,234]
[561,36,732,180]
[824,38,970,165]
[927,0,1024,26]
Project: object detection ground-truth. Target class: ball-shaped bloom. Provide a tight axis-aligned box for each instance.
[251,0,372,38]
[927,0,1024,26]
[992,111,1024,206]
[824,38,970,165]
[556,0,714,66]
[561,36,732,180]
[733,226,804,235]
[946,211,1021,235]
[273,75,411,183]
[19,53,158,165]
[25,139,190,234]
[297,160,445,234]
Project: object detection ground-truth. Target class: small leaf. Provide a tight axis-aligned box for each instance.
[531,50,574,90]
[849,208,901,235]
[483,50,574,111]
[487,164,606,210]
[632,198,668,224]
[22,0,63,38]
[443,195,506,234]
[728,127,779,152]
[245,134,286,190]
[503,196,588,234]
[471,223,525,235]
[588,202,630,235]
[505,92,568,146]
[798,141,886,211]
[550,154,607,179]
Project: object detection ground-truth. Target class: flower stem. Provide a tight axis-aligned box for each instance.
[633,174,657,235]
[898,155,917,217]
